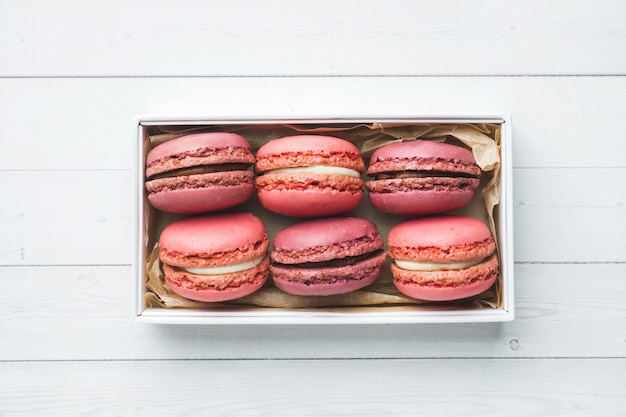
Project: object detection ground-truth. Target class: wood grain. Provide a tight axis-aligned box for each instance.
[2,1,626,415]
[1,359,625,416]
[0,171,132,265]
[1,0,625,76]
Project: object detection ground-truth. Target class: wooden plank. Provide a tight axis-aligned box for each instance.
[1,76,625,171]
[1,264,625,360]
[0,171,133,265]
[1,359,625,416]
[1,0,625,76]
[1,166,624,266]
[514,168,626,263]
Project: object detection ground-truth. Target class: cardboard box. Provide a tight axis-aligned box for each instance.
[133,116,514,324]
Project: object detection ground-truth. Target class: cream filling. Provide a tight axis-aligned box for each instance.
[394,258,482,271]
[183,255,265,275]
[266,165,361,178]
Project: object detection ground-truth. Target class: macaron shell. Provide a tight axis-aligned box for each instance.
[271,217,383,264]
[394,272,497,302]
[255,135,364,172]
[256,135,360,155]
[146,132,254,177]
[368,188,475,216]
[159,213,269,268]
[258,188,362,217]
[148,183,254,214]
[367,140,480,176]
[273,271,379,297]
[167,279,266,303]
[388,215,492,247]
[271,251,387,296]
[255,172,363,196]
[146,171,254,214]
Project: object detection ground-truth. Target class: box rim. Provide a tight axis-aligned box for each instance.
[136,114,510,126]
[500,114,515,319]
[133,114,514,324]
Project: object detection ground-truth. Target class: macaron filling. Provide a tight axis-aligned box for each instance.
[263,165,361,178]
[372,169,479,181]
[394,258,483,271]
[183,255,266,275]
[391,254,499,290]
[147,163,252,180]
[274,249,385,269]
[270,250,388,296]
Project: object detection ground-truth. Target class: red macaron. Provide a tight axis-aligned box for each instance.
[366,140,481,215]
[270,217,387,296]
[158,213,270,302]
[387,216,498,301]
[255,135,365,217]
[145,132,256,214]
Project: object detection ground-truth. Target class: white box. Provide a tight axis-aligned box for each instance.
[133,115,514,324]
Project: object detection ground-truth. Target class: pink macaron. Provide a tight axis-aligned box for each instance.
[387,216,499,301]
[366,140,481,215]
[145,132,256,214]
[255,135,365,217]
[158,213,269,302]
[270,217,387,296]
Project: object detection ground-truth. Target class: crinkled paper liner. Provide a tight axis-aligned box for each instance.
[143,122,502,312]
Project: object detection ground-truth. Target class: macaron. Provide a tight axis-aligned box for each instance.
[366,140,481,215]
[158,213,269,302]
[255,135,365,217]
[145,132,256,214]
[270,217,387,296]
[387,216,498,301]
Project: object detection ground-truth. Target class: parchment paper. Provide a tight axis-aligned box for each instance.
[143,122,502,311]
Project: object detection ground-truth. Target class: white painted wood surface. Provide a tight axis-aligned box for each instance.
[3,360,626,416]
[1,0,625,76]
[2,1,626,415]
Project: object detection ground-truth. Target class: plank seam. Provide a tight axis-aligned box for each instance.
[2,357,626,363]
[1,74,626,79]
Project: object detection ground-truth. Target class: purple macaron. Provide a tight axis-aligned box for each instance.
[270,217,387,296]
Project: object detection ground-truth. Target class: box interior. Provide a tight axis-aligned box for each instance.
[135,117,513,324]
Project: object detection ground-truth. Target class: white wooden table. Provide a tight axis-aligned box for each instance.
[2,1,625,415]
